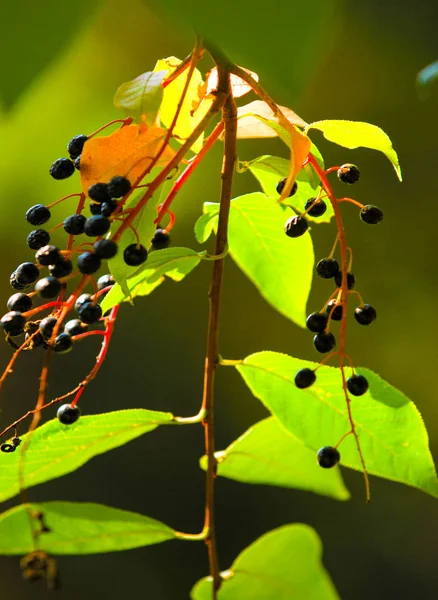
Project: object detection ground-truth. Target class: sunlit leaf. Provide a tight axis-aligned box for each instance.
[191,524,340,600]
[0,409,173,503]
[306,119,402,181]
[194,211,218,244]
[0,502,175,555]
[200,417,349,500]
[114,70,167,124]
[236,100,308,140]
[204,67,259,98]
[235,352,438,498]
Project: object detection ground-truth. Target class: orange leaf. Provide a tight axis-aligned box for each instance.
[80,124,175,194]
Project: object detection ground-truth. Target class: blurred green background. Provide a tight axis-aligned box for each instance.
[0,0,437,598]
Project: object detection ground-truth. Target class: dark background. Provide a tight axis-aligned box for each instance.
[0,0,437,598]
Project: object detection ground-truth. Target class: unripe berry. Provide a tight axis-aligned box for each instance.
[57,404,81,425]
[304,198,327,217]
[107,176,131,198]
[123,244,148,266]
[152,229,170,250]
[347,374,369,396]
[7,293,32,313]
[35,245,62,266]
[64,214,86,235]
[88,183,110,203]
[84,215,111,237]
[313,331,336,353]
[316,258,339,279]
[53,333,73,354]
[27,229,50,250]
[334,271,355,290]
[294,368,316,389]
[337,163,360,184]
[77,301,102,324]
[276,178,298,196]
[77,252,101,275]
[94,239,118,259]
[317,446,340,468]
[50,158,75,180]
[326,299,343,321]
[35,277,61,299]
[15,262,40,285]
[284,216,308,238]
[306,312,328,333]
[360,205,383,225]
[1,311,26,336]
[67,134,87,159]
[26,204,51,226]
[354,304,377,325]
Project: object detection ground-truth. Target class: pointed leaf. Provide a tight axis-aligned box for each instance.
[235,352,438,498]
[306,120,402,181]
[0,502,175,555]
[200,417,349,500]
[194,211,218,244]
[191,524,340,600]
[0,409,173,503]
[237,100,308,139]
[114,70,167,124]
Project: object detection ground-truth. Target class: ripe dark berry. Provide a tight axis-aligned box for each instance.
[294,368,316,389]
[64,319,85,336]
[334,271,355,290]
[88,183,110,203]
[326,299,343,321]
[35,277,61,299]
[64,214,86,235]
[35,245,62,266]
[27,229,50,250]
[15,262,40,285]
[101,200,118,217]
[337,163,360,184]
[26,204,51,226]
[7,293,32,313]
[316,258,339,279]
[10,273,28,291]
[123,244,148,266]
[67,134,88,159]
[360,205,383,225]
[347,374,369,396]
[77,301,102,324]
[107,176,131,198]
[276,178,298,197]
[97,274,115,291]
[152,229,170,250]
[77,252,101,274]
[284,216,308,238]
[94,239,118,259]
[74,156,81,170]
[89,202,102,215]
[317,446,340,468]
[39,317,58,339]
[75,293,92,311]
[50,157,75,180]
[306,312,328,333]
[53,333,73,354]
[313,331,336,353]
[305,198,327,217]
[354,304,377,325]
[1,311,26,336]
[1,443,16,453]
[57,404,81,425]
[84,215,111,237]
[48,259,73,278]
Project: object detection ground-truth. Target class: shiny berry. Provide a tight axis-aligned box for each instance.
[75,293,92,311]
[50,157,75,180]
[347,374,369,396]
[305,198,327,217]
[94,239,118,259]
[360,205,383,225]
[294,368,316,389]
[97,274,114,291]
[284,216,308,238]
[1,312,26,336]
[27,229,50,250]
[74,156,81,170]
[88,183,110,203]
[123,244,148,266]
[35,277,61,299]
[326,299,343,321]
[89,202,102,215]
[84,215,111,237]
[35,245,62,266]
[337,163,360,184]
[77,252,101,274]
[276,178,298,196]
[57,404,81,425]
[152,229,170,250]
[77,301,102,324]
[306,312,328,333]
[317,446,340,468]
[26,204,50,226]
[354,304,377,325]
[39,317,58,339]
[313,331,336,353]
[64,214,86,235]
[107,176,131,198]
[316,258,339,279]
[7,293,32,313]
[15,262,40,284]
[49,259,73,278]
[101,200,118,217]
[10,273,28,291]
[53,333,73,354]
[334,271,355,290]
[67,134,87,159]
[64,319,85,336]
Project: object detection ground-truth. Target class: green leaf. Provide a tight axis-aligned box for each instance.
[200,417,349,500]
[101,247,201,313]
[235,352,438,498]
[194,211,218,244]
[191,524,340,600]
[202,194,314,327]
[114,70,167,125]
[306,120,402,181]
[0,502,175,555]
[0,409,173,503]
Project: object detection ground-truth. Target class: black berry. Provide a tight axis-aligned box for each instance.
[334,271,355,290]
[74,156,81,170]
[67,134,87,159]
[64,214,86,235]
[7,293,32,313]
[27,229,50,250]
[152,229,170,250]
[316,258,339,279]
[26,204,51,226]
[284,216,308,238]
[354,304,377,325]
[15,262,40,285]
[97,274,115,291]
[75,293,92,311]
[107,176,131,198]
[123,244,148,266]
[347,374,369,396]
[88,183,110,203]
[10,273,28,291]
[35,245,62,266]
[94,239,118,259]
[77,252,101,274]
[306,312,328,333]
[50,158,75,180]
[360,205,383,225]
[84,215,111,237]
[1,311,26,336]
[294,368,316,389]
[337,163,360,184]
[89,202,102,215]
[57,404,81,425]
[317,446,340,468]
[35,277,61,299]
[64,319,85,336]
[77,301,102,324]
[48,259,73,279]
[313,331,336,353]
[305,198,327,217]
[101,200,118,217]
[53,333,73,354]
[39,317,58,339]
[326,299,343,321]
[276,178,298,197]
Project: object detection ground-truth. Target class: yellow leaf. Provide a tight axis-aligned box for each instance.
[236,100,308,139]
